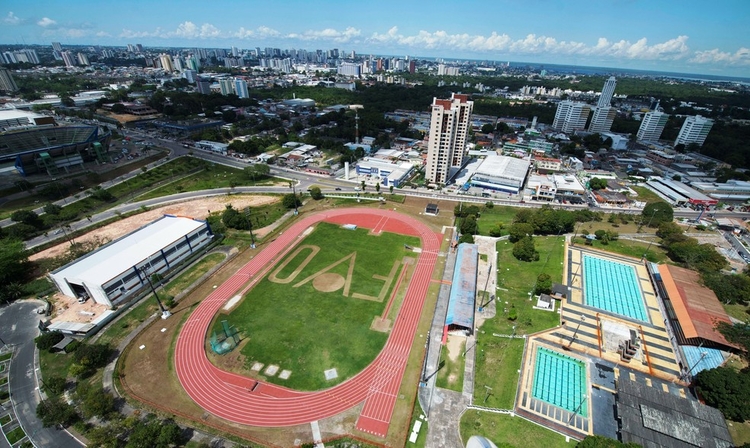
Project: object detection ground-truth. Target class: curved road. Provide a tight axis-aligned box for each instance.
[170,208,440,437]
[0,301,83,448]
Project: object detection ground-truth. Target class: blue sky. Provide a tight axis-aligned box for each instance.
[2,0,749,76]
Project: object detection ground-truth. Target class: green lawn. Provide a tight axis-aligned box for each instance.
[728,420,750,446]
[94,299,160,348]
[571,236,668,263]
[723,303,750,323]
[136,164,283,201]
[460,410,571,448]
[477,205,522,236]
[215,222,420,390]
[0,354,10,362]
[630,186,664,203]
[39,350,75,381]
[0,414,10,426]
[473,338,525,408]
[161,253,225,298]
[5,426,26,444]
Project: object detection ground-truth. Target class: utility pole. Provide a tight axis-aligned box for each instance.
[139,265,171,319]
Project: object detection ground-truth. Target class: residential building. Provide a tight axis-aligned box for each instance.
[534,157,563,173]
[0,67,18,92]
[552,101,590,133]
[675,115,714,147]
[426,93,473,184]
[338,62,361,78]
[588,106,616,133]
[597,76,617,107]
[159,54,175,73]
[219,78,234,96]
[637,111,669,142]
[51,42,63,52]
[61,51,76,68]
[77,53,90,66]
[234,78,249,99]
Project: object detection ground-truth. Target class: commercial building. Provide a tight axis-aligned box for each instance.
[588,106,616,133]
[337,62,361,78]
[675,115,713,147]
[196,140,229,154]
[597,76,617,108]
[355,157,414,187]
[426,93,473,184]
[0,67,18,92]
[690,180,750,203]
[219,78,234,96]
[552,101,590,133]
[469,154,530,194]
[637,111,669,142]
[50,215,213,307]
[645,177,717,207]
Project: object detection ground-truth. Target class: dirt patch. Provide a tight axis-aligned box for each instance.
[370,316,391,333]
[49,292,112,324]
[31,195,278,262]
[312,272,345,292]
[445,334,465,362]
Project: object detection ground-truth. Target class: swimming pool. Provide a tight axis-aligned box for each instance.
[531,347,588,417]
[582,255,649,322]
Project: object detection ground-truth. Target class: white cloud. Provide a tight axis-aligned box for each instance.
[690,47,750,65]
[291,27,361,43]
[169,21,221,39]
[37,17,57,28]
[4,11,21,25]
[367,27,691,62]
[120,28,163,39]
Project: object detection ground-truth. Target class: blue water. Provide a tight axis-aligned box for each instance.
[582,255,649,322]
[532,347,588,416]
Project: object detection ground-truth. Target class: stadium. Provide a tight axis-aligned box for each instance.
[0,113,112,181]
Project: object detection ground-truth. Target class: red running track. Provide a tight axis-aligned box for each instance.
[174,208,441,437]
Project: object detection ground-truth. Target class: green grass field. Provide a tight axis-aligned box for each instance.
[476,205,522,236]
[571,236,668,263]
[460,410,571,448]
[214,222,420,390]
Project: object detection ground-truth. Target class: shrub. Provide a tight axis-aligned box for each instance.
[64,340,80,353]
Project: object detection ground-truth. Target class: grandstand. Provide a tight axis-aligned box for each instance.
[0,125,112,177]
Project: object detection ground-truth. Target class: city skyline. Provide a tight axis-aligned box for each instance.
[1,0,749,77]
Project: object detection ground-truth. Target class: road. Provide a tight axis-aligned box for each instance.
[0,301,84,448]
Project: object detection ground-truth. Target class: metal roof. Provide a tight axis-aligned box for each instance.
[617,376,733,448]
[51,215,205,286]
[445,243,478,331]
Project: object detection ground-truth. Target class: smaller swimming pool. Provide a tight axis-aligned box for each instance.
[532,347,588,417]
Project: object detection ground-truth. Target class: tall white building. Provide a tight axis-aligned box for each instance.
[234,78,249,98]
[553,101,591,133]
[588,106,616,133]
[219,79,234,96]
[426,93,473,184]
[51,42,63,52]
[637,111,669,142]
[0,68,18,92]
[61,51,76,68]
[675,115,714,147]
[597,76,617,107]
[159,54,175,73]
[77,53,90,66]
[337,62,361,77]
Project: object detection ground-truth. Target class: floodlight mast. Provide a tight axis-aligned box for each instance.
[139,265,171,319]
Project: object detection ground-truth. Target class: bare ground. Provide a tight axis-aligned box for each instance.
[31,195,278,262]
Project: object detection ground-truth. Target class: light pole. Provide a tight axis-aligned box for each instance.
[483,385,493,404]
[290,182,299,215]
[564,314,586,350]
[139,265,171,319]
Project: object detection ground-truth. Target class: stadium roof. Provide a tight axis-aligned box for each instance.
[445,243,478,332]
[657,264,736,349]
[52,215,205,285]
[617,376,732,448]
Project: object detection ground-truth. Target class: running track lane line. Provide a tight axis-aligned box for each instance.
[174,208,440,437]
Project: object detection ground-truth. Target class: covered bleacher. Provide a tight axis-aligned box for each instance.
[444,243,478,336]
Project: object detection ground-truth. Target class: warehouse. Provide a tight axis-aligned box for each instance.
[49,215,213,307]
[470,154,531,194]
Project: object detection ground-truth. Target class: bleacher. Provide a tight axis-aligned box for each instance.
[0,126,98,158]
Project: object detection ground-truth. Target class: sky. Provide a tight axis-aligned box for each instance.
[2,0,749,77]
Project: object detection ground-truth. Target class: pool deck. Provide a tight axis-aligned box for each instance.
[515,243,685,439]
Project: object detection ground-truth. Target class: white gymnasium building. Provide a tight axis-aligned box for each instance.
[49,215,213,307]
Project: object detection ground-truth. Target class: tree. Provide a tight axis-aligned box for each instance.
[702,274,750,305]
[375,183,380,193]
[535,273,552,295]
[513,236,539,262]
[577,435,641,448]
[458,233,475,244]
[10,209,42,228]
[221,204,251,230]
[460,215,478,236]
[36,396,78,427]
[35,331,64,351]
[252,163,270,178]
[361,180,366,191]
[640,201,673,228]
[716,322,750,360]
[481,123,495,134]
[309,186,323,200]
[78,384,115,419]
[508,223,534,243]
[589,177,608,190]
[694,367,750,421]
[282,193,301,209]
[43,203,63,215]
[72,342,112,370]
[90,186,115,202]
[656,221,688,245]
[389,185,394,194]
